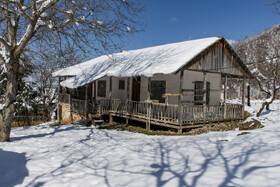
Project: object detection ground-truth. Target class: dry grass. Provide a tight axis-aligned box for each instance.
[12,121,46,127]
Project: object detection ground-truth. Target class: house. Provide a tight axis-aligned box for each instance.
[53,37,253,133]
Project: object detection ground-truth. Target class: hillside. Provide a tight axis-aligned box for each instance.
[233,23,280,99]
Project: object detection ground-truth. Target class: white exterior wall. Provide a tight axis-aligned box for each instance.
[111,77,127,100]
[182,70,221,105]
[96,76,131,101]
[95,71,222,105]
[140,74,180,104]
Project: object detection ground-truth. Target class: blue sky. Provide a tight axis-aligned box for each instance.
[124,0,279,50]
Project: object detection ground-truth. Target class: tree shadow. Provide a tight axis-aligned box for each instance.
[125,135,280,186]
[260,109,275,116]
[0,149,29,187]
[11,125,79,142]
[14,127,280,186]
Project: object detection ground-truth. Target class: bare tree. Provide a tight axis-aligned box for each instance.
[0,0,144,142]
[234,24,280,117]
[30,45,84,121]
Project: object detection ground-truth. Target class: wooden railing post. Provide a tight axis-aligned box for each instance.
[85,85,88,114]
[146,101,152,131]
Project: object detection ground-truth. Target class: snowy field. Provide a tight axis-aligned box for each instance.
[1,103,280,187]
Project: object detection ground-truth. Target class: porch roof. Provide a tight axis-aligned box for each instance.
[53,37,249,88]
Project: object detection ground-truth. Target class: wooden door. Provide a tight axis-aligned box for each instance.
[132,77,141,101]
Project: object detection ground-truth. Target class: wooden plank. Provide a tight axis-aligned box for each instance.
[163,93,181,97]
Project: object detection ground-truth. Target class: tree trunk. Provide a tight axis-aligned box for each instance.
[0,57,18,142]
[256,97,275,117]
[25,107,30,126]
[266,93,270,110]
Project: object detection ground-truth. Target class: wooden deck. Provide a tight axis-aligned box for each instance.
[58,94,244,132]
[99,99,243,130]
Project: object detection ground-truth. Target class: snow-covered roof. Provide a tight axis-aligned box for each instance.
[53,37,223,88]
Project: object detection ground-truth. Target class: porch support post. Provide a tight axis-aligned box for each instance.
[57,77,62,124]
[178,71,184,134]
[93,81,97,104]
[85,85,89,120]
[58,77,62,94]
[224,75,228,119]
[147,77,151,101]
[126,77,130,114]
[109,76,112,100]
[126,77,130,101]
[146,77,152,131]
[109,76,112,119]
[146,102,151,131]
[70,90,73,122]
[203,72,207,113]
[242,77,246,118]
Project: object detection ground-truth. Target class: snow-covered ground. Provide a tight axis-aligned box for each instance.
[1,103,280,187]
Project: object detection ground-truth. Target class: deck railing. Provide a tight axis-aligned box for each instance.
[59,96,244,124]
[99,99,243,124]
[182,104,243,122]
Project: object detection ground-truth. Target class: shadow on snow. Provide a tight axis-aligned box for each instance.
[12,126,280,186]
[0,149,29,187]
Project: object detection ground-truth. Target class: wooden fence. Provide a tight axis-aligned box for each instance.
[13,116,46,127]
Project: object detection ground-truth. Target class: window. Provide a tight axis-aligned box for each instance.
[194,81,210,105]
[97,80,106,97]
[119,80,125,90]
[151,80,166,103]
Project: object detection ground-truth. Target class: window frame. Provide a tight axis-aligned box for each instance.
[194,81,210,105]
[118,79,125,90]
[150,80,166,103]
[97,80,106,97]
